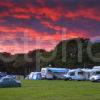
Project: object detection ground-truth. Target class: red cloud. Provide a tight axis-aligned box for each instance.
[24,27,89,42]
[0,2,15,8]
[0,45,36,54]
[10,6,61,21]
[13,14,31,19]
[10,7,29,13]
[0,1,99,21]
[65,8,100,21]
[0,0,99,54]
[0,12,9,18]
[0,25,89,54]
[0,19,5,22]
[0,0,99,22]
[9,5,100,21]
[38,7,61,21]
[0,26,22,33]
[41,21,64,31]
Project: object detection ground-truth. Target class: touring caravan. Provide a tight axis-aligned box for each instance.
[41,67,68,79]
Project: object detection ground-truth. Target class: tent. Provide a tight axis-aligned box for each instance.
[28,72,42,80]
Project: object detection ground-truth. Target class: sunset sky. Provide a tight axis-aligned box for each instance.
[0,0,100,54]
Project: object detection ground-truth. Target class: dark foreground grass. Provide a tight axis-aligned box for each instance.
[0,80,100,100]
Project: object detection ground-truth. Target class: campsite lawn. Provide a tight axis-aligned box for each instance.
[0,80,100,100]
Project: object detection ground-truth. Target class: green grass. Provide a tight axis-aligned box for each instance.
[0,80,100,100]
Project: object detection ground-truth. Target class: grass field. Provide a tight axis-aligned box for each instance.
[0,80,100,100]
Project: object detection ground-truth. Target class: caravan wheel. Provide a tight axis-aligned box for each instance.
[69,78,72,81]
[64,77,72,81]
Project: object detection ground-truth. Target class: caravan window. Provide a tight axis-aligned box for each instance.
[95,71,100,75]
[48,70,52,74]
[69,72,75,76]
[78,71,84,75]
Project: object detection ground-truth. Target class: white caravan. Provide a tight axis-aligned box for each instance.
[81,69,93,80]
[64,68,93,81]
[90,68,100,82]
[93,66,100,69]
[41,67,68,79]
[64,69,87,81]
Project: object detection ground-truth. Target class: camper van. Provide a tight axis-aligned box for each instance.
[90,69,100,82]
[41,67,68,80]
[64,69,89,81]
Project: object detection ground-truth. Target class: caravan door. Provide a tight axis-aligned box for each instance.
[46,69,53,79]
[77,71,85,80]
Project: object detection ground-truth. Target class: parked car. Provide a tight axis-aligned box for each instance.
[5,75,16,79]
[0,76,21,87]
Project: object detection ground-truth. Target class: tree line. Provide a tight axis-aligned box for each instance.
[0,38,100,75]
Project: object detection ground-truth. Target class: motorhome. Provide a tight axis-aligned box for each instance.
[41,67,68,79]
[64,68,94,81]
[64,69,87,81]
[90,69,100,82]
